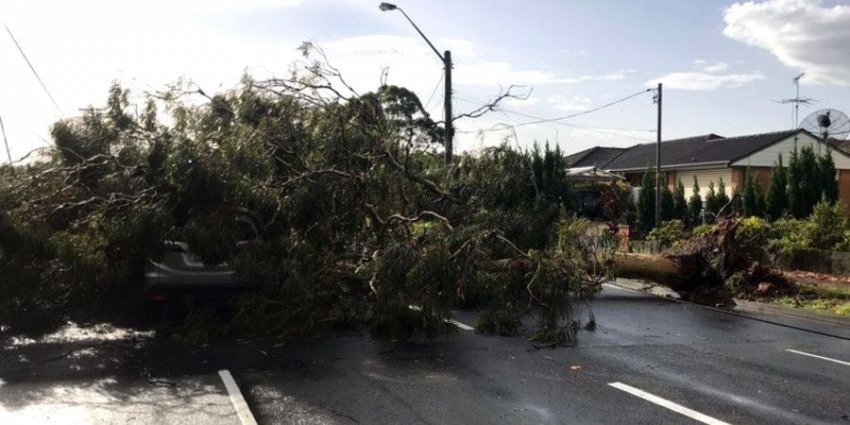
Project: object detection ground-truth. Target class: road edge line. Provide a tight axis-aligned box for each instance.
[608,382,732,425]
[219,369,259,425]
[785,348,850,367]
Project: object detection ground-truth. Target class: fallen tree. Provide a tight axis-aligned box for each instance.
[613,218,792,304]
[1,45,609,345]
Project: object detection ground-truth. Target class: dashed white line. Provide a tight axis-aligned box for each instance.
[218,369,258,425]
[786,349,850,366]
[608,382,732,425]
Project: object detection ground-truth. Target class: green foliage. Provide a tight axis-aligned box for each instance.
[771,218,810,250]
[691,223,714,236]
[637,167,656,233]
[736,216,772,246]
[787,146,804,218]
[716,178,731,216]
[660,183,675,222]
[705,181,719,222]
[766,154,788,220]
[646,220,688,248]
[785,146,837,218]
[673,179,688,223]
[807,199,847,250]
[742,171,765,217]
[687,176,703,227]
[818,149,838,203]
[1,61,607,344]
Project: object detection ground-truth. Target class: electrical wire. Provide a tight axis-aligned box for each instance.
[423,72,444,110]
[4,23,63,115]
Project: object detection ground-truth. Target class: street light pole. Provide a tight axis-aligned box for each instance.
[655,83,662,229]
[443,50,453,163]
[379,2,453,163]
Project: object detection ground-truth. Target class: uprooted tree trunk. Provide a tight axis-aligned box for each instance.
[612,218,791,304]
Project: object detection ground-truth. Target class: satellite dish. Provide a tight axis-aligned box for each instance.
[799,108,850,141]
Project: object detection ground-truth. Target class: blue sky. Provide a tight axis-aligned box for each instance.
[2,0,850,160]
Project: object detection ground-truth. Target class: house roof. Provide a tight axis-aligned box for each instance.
[603,130,801,172]
[564,146,627,168]
[827,137,850,155]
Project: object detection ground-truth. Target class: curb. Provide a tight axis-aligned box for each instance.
[733,298,850,328]
[607,279,850,341]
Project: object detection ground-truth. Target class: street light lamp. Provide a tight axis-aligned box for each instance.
[379,2,454,164]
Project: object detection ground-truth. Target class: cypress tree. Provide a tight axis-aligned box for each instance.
[818,149,838,202]
[787,146,803,218]
[766,153,788,220]
[637,167,656,233]
[716,178,731,216]
[687,176,703,227]
[705,181,719,222]
[799,145,819,216]
[661,182,675,222]
[742,171,764,217]
[673,178,688,222]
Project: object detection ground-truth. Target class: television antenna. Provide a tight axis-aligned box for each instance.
[774,72,815,128]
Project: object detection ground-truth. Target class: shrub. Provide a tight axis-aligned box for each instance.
[691,223,714,237]
[771,218,810,250]
[807,199,847,250]
[735,216,772,246]
[646,220,688,248]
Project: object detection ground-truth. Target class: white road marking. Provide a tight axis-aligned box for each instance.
[218,369,258,425]
[448,318,475,331]
[786,349,850,367]
[608,382,732,425]
[408,305,474,331]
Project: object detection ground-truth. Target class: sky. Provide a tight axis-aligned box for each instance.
[1,0,850,161]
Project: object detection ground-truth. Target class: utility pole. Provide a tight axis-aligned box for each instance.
[654,83,663,229]
[379,2,454,164]
[0,115,12,168]
[443,50,453,163]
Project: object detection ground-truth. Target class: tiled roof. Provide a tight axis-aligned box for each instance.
[603,130,801,171]
[564,146,627,168]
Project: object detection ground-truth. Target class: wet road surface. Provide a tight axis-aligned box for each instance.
[2,283,849,424]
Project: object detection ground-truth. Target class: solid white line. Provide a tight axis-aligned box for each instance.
[608,382,732,425]
[786,348,850,366]
[218,369,258,425]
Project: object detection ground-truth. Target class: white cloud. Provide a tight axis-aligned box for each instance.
[702,62,729,73]
[647,72,764,91]
[693,59,708,65]
[724,0,850,85]
[547,95,592,112]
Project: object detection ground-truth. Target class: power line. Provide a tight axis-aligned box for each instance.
[453,89,655,141]
[457,120,653,142]
[4,23,64,115]
[0,115,11,166]
[423,72,444,110]
[454,88,651,130]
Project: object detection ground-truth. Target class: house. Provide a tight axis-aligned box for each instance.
[564,146,628,168]
[572,129,850,213]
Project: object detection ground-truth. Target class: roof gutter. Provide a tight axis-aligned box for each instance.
[607,160,729,173]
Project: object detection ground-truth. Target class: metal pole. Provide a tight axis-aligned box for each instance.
[655,83,662,228]
[444,50,453,164]
[0,115,12,167]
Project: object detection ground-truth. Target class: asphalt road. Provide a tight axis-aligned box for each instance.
[1,283,849,424]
